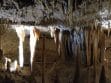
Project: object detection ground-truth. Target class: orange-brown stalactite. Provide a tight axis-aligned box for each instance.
[33,27,41,40]
[30,27,41,71]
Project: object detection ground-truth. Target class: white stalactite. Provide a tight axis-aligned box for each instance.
[49,26,63,55]
[30,28,38,71]
[15,27,25,68]
[19,39,24,68]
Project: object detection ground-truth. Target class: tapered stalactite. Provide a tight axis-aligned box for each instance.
[101,32,105,63]
[16,27,25,68]
[85,29,90,83]
[93,30,99,83]
[30,27,40,71]
[85,30,90,66]
[30,28,36,71]
[19,39,24,68]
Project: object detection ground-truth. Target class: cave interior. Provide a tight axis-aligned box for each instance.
[0,0,111,83]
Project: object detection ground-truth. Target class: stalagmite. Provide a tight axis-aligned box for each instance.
[10,60,18,72]
[15,27,25,68]
[4,56,11,70]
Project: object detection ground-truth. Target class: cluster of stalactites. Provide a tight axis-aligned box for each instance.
[15,26,40,71]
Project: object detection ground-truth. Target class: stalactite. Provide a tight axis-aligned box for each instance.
[30,27,40,71]
[85,29,90,66]
[93,30,98,83]
[108,23,110,37]
[48,26,63,56]
[100,31,105,64]
[15,27,25,68]
[89,30,93,66]
[19,39,24,68]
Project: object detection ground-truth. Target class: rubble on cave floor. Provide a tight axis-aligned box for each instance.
[0,66,36,83]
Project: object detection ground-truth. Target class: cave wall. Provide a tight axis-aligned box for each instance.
[1,28,18,59]
[0,27,107,83]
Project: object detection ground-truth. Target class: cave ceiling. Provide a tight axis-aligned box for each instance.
[0,0,110,26]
